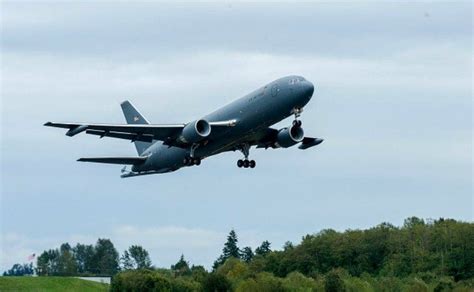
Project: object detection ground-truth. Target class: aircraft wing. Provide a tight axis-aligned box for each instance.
[77,156,147,165]
[44,122,185,143]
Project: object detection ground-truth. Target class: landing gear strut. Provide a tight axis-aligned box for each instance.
[292,107,303,127]
[237,143,256,169]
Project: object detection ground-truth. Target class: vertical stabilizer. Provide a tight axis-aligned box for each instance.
[120,100,152,155]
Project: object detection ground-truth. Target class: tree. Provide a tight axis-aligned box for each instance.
[241,246,254,263]
[93,238,120,275]
[213,229,241,269]
[73,243,95,274]
[325,270,345,292]
[120,250,134,271]
[202,273,232,292]
[120,245,152,270]
[3,263,34,276]
[171,254,191,276]
[57,243,77,276]
[223,230,241,259]
[255,240,271,257]
[283,241,294,251]
[128,245,152,269]
[36,249,59,276]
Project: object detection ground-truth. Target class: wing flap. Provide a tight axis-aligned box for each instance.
[77,157,147,165]
[86,130,154,142]
[45,122,184,140]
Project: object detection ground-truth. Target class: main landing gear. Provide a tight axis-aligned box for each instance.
[184,143,201,166]
[237,143,256,169]
[237,159,256,168]
[184,157,201,166]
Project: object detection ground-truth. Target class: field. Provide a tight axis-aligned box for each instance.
[0,277,109,292]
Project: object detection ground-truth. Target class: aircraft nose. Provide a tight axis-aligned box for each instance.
[302,81,314,98]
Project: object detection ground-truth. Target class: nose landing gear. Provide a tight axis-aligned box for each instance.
[236,143,256,169]
[292,107,303,127]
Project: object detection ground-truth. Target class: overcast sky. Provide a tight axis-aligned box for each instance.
[1,2,472,271]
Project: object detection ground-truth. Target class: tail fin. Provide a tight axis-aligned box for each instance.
[120,100,152,155]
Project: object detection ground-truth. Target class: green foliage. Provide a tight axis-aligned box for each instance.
[255,218,474,280]
[255,241,272,257]
[2,263,34,276]
[123,245,153,270]
[190,265,208,283]
[325,269,346,292]
[93,238,120,276]
[241,246,254,263]
[111,269,172,292]
[282,271,322,291]
[171,255,191,277]
[73,244,95,274]
[216,257,249,281]
[213,230,241,270]
[235,272,285,292]
[37,238,120,276]
[0,277,109,292]
[202,273,232,292]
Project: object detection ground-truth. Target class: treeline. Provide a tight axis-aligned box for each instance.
[250,217,474,281]
[3,217,473,291]
[35,239,151,276]
[111,217,474,291]
[2,263,34,276]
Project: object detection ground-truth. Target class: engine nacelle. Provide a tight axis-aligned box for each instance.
[180,119,211,144]
[276,124,304,148]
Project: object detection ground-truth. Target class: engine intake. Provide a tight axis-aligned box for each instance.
[276,124,304,148]
[180,119,211,143]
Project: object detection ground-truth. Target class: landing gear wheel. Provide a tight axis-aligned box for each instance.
[243,160,250,168]
[194,158,201,166]
[237,159,244,168]
[293,120,302,127]
[249,160,256,168]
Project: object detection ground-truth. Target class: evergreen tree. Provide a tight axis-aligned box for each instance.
[255,240,271,257]
[223,230,241,259]
[171,254,191,276]
[213,229,241,269]
[241,246,254,263]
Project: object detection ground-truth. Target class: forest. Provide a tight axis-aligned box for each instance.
[3,217,473,291]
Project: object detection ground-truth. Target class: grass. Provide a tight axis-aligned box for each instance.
[0,276,109,292]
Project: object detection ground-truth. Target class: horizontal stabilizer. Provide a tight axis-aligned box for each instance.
[77,157,147,165]
[298,137,324,150]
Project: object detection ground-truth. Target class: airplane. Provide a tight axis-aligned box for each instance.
[44,75,323,178]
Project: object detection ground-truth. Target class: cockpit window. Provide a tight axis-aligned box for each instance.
[289,77,305,84]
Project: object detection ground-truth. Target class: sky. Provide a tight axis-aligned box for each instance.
[0,1,472,272]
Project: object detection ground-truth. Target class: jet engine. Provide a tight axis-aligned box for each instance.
[276,124,304,148]
[180,119,211,143]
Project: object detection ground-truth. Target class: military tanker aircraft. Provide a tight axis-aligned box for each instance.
[45,75,323,178]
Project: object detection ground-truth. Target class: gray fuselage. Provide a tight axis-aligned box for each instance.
[133,75,315,173]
